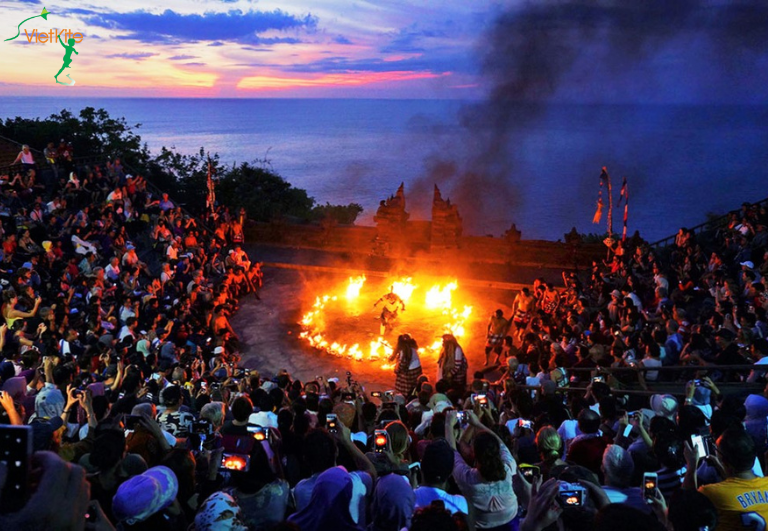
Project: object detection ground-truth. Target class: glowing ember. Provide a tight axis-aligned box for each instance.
[346,275,366,300]
[425,281,457,310]
[298,276,472,370]
[391,277,417,303]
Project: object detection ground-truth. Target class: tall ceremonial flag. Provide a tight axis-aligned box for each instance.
[593,167,610,224]
[206,155,216,214]
[616,176,629,241]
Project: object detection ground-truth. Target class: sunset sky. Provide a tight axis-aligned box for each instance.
[2,1,768,101]
[0,0,490,98]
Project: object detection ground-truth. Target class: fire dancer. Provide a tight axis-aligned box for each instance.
[389,333,422,396]
[511,287,535,342]
[484,309,510,366]
[437,333,467,390]
[374,288,405,335]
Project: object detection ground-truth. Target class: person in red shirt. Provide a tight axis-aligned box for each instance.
[566,408,608,479]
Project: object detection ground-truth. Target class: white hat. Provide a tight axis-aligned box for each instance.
[431,400,452,413]
[650,394,678,420]
[213,346,224,355]
[741,261,755,269]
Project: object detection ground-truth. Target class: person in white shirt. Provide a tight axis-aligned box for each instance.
[105,256,121,283]
[160,262,174,285]
[166,240,180,261]
[119,299,138,325]
[747,339,768,383]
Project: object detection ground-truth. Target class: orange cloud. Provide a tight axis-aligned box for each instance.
[237,70,447,90]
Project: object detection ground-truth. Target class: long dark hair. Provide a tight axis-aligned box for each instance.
[474,432,506,482]
[236,440,276,493]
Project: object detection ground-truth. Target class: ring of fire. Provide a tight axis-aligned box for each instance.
[299,276,474,371]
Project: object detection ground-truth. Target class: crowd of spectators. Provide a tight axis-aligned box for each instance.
[0,141,767,531]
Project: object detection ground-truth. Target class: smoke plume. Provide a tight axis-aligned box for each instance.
[423,0,768,237]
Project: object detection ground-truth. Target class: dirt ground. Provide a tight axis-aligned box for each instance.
[230,267,517,391]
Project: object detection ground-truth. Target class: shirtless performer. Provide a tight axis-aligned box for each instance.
[540,283,560,317]
[511,287,535,342]
[374,288,405,335]
[484,309,510,366]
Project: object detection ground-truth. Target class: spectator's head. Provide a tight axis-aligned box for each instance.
[231,396,253,423]
[290,467,359,530]
[650,394,678,421]
[200,401,226,429]
[648,415,676,439]
[421,439,454,486]
[677,405,707,439]
[160,385,182,409]
[303,428,337,474]
[668,490,718,531]
[194,492,248,531]
[601,444,634,488]
[714,328,735,348]
[710,411,742,440]
[536,426,563,461]
[474,431,506,482]
[385,420,410,456]
[577,409,601,434]
[370,473,415,531]
[236,439,276,494]
[717,427,756,475]
[90,428,126,472]
[112,466,179,526]
[131,403,157,419]
[434,379,449,395]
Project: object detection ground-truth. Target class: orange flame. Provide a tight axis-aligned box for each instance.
[298,276,472,370]
[346,275,366,300]
[425,281,457,310]
[391,277,417,303]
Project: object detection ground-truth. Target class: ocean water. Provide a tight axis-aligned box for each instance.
[1,97,766,242]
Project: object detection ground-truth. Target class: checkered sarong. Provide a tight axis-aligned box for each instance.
[395,367,422,397]
[485,333,504,348]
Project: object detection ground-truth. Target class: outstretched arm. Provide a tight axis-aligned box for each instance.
[58,34,65,48]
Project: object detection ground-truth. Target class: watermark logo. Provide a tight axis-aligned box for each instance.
[4,7,49,42]
[4,7,83,86]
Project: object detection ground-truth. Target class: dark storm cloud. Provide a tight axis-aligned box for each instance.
[380,24,448,54]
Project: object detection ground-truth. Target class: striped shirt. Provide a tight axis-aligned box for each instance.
[657,465,686,501]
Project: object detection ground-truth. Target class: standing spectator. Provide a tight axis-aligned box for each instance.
[446,410,518,530]
[566,409,608,478]
[12,144,36,175]
[225,439,290,529]
[156,386,194,438]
